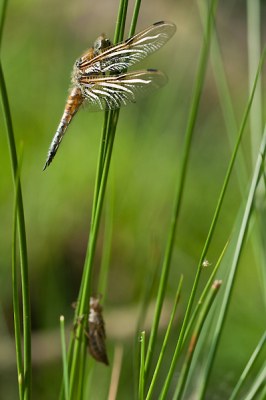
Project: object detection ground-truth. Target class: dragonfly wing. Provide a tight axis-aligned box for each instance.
[80,69,168,112]
[80,21,176,74]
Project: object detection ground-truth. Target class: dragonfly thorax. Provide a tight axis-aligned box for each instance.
[72,64,83,85]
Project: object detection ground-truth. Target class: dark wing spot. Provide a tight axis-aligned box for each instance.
[147,68,158,72]
[153,21,165,26]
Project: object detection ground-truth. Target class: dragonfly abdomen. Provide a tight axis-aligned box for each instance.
[43,86,83,170]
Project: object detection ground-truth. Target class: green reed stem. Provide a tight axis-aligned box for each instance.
[129,0,142,37]
[197,0,248,192]
[139,331,146,400]
[0,60,32,400]
[197,123,266,400]
[60,316,69,400]
[182,232,233,346]
[76,332,88,400]
[145,276,183,400]
[144,0,218,380]
[12,146,24,400]
[97,176,115,301]
[133,244,160,400]
[91,111,109,225]
[172,281,222,400]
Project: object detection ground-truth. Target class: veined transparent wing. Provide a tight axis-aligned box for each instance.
[79,21,176,74]
[80,69,168,112]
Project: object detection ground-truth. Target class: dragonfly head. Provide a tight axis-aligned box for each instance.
[93,35,112,54]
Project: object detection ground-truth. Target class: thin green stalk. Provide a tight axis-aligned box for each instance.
[0,62,32,400]
[0,1,31,398]
[172,281,222,400]
[133,243,160,400]
[144,0,218,379]
[229,330,266,400]
[182,232,233,346]
[129,0,142,37]
[118,0,128,42]
[60,316,69,400]
[139,331,146,400]
[12,145,24,400]
[198,0,248,192]
[113,0,128,45]
[97,173,115,300]
[196,124,266,400]
[59,331,75,400]
[92,0,129,226]
[76,333,88,400]
[91,111,109,225]
[145,276,183,400]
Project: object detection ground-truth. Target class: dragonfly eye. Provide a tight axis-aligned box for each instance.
[102,38,111,48]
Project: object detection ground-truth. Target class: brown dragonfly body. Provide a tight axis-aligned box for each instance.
[45,87,83,168]
[43,21,176,170]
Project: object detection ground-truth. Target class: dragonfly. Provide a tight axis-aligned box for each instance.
[43,21,176,170]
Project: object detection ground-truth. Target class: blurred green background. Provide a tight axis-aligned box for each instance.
[1,0,266,399]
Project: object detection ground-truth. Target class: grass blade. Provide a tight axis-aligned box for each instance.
[144,0,218,379]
